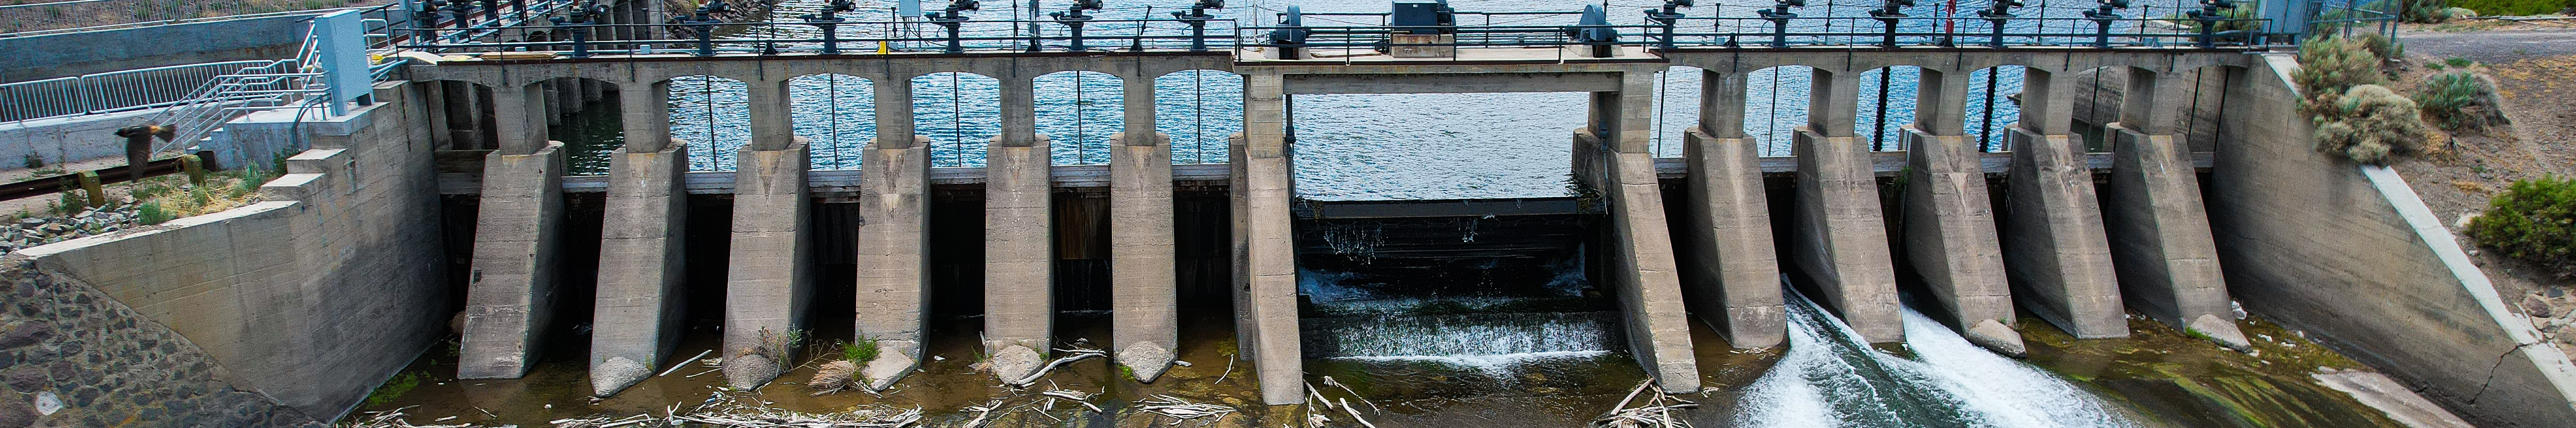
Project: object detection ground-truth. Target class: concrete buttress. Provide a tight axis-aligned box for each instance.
[855,75,931,389]
[1238,74,1303,405]
[459,142,566,379]
[1586,71,1700,393]
[587,138,688,396]
[1674,68,1785,348]
[985,76,1055,383]
[1898,129,2015,331]
[2102,70,2246,348]
[459,81,562,380]
[723,138,813,389]
[589,82,685,397]
[1999,129,2129,339]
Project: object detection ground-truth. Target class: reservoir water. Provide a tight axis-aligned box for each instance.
[541,0,2176,199]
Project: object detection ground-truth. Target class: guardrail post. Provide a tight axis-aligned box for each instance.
[76,171,105,208]
[181,155,207,186]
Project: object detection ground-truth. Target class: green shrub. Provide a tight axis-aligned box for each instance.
[2449,0,2572,16]
[2416,72,2510,130]
[2401,0,2460,22]
[137,201,172,225]
[2447,57,2476,68]
[2313,84,2434,164]
[2465,176,2576,278]
[232,167,271,198]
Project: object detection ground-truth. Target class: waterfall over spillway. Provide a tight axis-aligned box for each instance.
[1296,266,1622,373]
[1734,290,2156,428]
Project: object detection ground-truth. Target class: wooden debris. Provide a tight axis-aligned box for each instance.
[1006,348,1107,387]
[1138,395,1237,421]
[1593,380,1697,428]
[661,349,715,377]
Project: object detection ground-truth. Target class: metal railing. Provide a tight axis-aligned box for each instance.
[140,27,332,154]
[390,16,1243,55]
[0,60,279,123]
[1649,15,2275,49]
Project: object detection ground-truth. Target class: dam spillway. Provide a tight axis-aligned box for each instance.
[17,0,2568,426]
[404,42,2260,405]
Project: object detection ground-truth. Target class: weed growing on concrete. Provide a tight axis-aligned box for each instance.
[233,166,272,197]
[362,371,425,408]
[2466,176,2576,278]
[2417,72,2510,131]
[842,337,879,364]
[18,153,38,170]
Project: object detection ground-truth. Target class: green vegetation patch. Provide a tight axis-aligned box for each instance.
[2466,176,2576,278]
[2449,0,2572,16]
[362,371,426,408]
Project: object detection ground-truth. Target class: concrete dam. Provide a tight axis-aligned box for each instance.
[5,0,2574,427]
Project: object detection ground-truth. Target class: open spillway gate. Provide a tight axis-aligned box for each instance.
[411,45,2255,404]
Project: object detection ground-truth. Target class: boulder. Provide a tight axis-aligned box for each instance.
[1964,319,2027,358]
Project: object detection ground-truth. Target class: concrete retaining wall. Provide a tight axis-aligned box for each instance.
[0,108,155,169]
[0,14,311,84]
[2208,53,2576,426]
[14,81,449,419]
[0,259,323,428]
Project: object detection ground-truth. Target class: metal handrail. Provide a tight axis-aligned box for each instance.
[0,60,279,123]
[392,17,1243,54]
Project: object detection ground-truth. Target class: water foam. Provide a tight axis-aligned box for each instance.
[1733,291,2153,428]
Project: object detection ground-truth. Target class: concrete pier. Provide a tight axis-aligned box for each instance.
[1897,67,2015,342]
[1674,68,1785,348]
[1111,73,1179,382]
[853,135,933,389]
[2103,71,2245,348]
[722,81,814,387]
[1588,72,1699,393]
[1898,130,2013,329]
[2000,129,2128,339]
[589,83,686,396]
[854,75,931,389]
[1997,67,2127,339]
[459,81,564,380]
[1238,74,1303,405]
[1784,66,1901,342]
[985,77,1056,382]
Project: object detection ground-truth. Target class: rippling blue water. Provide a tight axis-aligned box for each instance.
[615,0,2177,199]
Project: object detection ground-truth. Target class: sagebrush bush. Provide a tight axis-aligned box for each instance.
[2417,72,2511,130]
[2314,84,2434,164]
[2296,35,2386,114]
[2466,176,2576,278]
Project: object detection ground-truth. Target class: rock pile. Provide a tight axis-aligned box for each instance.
[0,204,145,253]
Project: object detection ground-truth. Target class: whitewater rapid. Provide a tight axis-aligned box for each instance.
[1733,292,2155,428]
